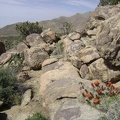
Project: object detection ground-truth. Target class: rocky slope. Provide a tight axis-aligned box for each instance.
[0,4,120,120]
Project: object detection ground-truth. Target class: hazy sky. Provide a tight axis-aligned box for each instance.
[0,0,99,28]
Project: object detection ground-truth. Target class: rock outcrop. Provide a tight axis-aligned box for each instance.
[0,4,120,120]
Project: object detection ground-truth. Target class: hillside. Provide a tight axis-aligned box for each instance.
[0,12,92,37]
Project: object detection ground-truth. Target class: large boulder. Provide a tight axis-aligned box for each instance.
[26,33,45,47]
[87,58,120,82]
[78,46,100,64]
[41,28,58,44]
[96,12,120,67]
[17,42,28,53]
[24,47,49,70]
[39,60,104,120]
[65,41,85,68]
[0,42,6,55]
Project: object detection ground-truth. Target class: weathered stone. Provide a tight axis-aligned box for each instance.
[21,89,32,107]
[39,61,80,96]
[41,28,58,44]
[68,32,80,40]
[26,33,44,47]
[0,53,11,65]
[88,58,120,82]
[65,41,85,60]
[17,42,28,53]
[0,42,6,55]
[42,58,58,67]
[96,12,120,67]
[6,49,19,55]
[80,64,89,79]
[17,72,30,82]
[24,47,49,70]
[79,46,100,63]
[63,37,73,47]
[70,56,82,69]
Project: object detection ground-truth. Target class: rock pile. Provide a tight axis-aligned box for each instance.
[0,4,120,120]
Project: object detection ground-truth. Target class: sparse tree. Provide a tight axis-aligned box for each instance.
[16,21,43,37]
[98,0,120,6]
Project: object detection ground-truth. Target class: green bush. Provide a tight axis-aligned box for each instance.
[16,21,43,37]
[0,36,23,50]
[51,40,64,58]
[98,0,120,6]
[26,113,48,120]
[0,67,21,106]
[59,22,73,35]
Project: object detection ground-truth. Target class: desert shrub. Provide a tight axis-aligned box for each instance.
[26,113,48,120]
[59,22,73,35]
[0,67,22,106]
[0,36,23,50]
[98,0,120,6]
[51,40,64,58]
[8,53,24,74]
[16,21,43,37]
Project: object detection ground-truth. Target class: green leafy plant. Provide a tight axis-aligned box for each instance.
[98,0,120,6]
[16,21,43,37]
[0,36,23,50]
[0,67,21,106]
[26,113,48,120]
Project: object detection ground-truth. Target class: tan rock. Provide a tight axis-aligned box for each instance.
[0,53,11,65]
[26,33,44,47]
[88,58,120,82]
[17,42,28,53]
[41,28,57,44]
[79,46,100,63]
[42,58,58,67]
[68,32,80,40]
[39,61,79,96]
[21,89,32,107]
[24,47,49,70]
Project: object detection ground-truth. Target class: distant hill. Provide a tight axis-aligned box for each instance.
[0,12,92,37]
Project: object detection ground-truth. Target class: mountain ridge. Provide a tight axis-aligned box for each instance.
[0,12,92,37]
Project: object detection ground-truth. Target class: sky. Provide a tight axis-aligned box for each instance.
[0,0,99,28]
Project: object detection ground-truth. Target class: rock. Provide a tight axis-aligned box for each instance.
[17,72,30,82]
[63,37,73,47]
[65,41,85,60]
[70,56,82,69]
[6,49,19,55]
[80,64,89,79]
[42,58,58,67]
[79,46,100,63]
[88,58,120,82]
[24,47,49,70]
[41,28,58,44]
[0,42,6,55]
[0,53,11,65]
[39,61,80,96]
[96,12,120,67]
[68,32,80,40]
[21,89,32,107]
[17,42,28,53]
[26,33,45,47]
